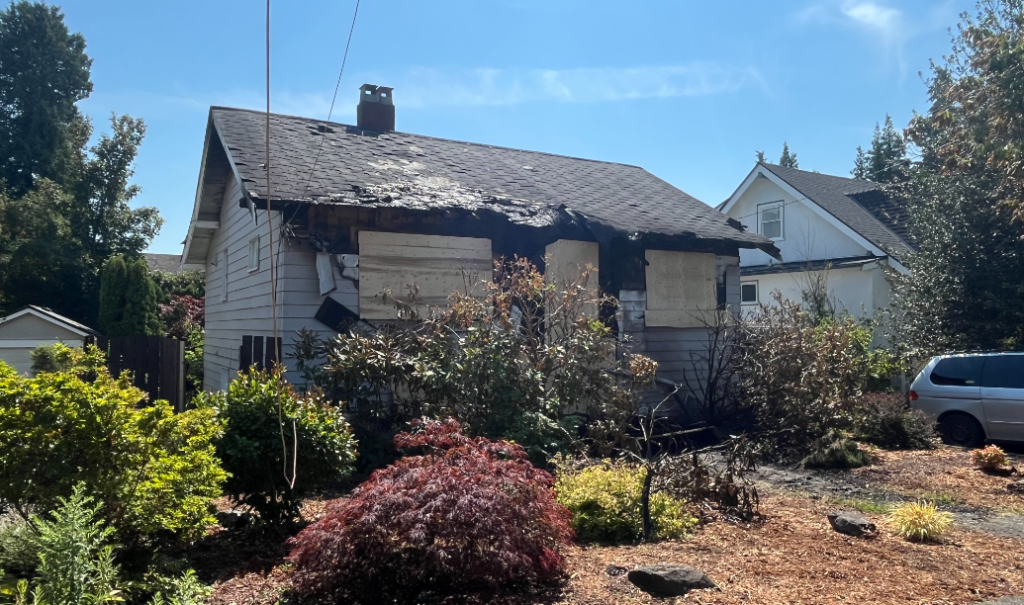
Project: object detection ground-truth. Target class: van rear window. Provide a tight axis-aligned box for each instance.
[930,357,984,386]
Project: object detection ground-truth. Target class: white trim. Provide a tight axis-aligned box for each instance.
[0,308,91,337]
[248,236,260,272]
[740,281,759,305]
[195,220,220,230]
[0,339,84,348]
[757,201,784,241]
[181,119,214,266]
[720,164,909,275]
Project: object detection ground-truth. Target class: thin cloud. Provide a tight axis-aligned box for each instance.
[795,1,915,74]
[395,64,762,108]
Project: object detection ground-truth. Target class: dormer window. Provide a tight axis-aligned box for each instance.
[759,202,784,240]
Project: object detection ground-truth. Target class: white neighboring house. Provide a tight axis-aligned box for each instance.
[719,163,915,319]
[0,306,100,374]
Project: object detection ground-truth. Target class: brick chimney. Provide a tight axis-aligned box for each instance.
[356,84,395,132]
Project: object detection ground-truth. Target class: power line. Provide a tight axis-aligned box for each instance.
[300,0,362,203]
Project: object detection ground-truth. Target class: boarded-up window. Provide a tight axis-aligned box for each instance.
[545,239,599,318]
[358,231,492,320]
[644,250,718,328]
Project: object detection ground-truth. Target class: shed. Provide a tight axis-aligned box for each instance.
[0,306,101,374]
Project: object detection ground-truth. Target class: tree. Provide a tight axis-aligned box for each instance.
[98,255,160,336]
[755,150,766,163]
[886,0,1024,355]
[778,142,799,168]
[0,4,161,325]
[906,0,1024,227]
[852,115,907,182]
[0,2,93,196]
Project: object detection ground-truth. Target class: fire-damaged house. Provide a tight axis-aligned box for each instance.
[181,84,779,391]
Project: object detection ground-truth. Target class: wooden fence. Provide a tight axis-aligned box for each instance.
[87,335,186,412]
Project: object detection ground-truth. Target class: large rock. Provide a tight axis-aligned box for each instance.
[627,565,716,597]
[1007,480,1024,493]
[827,511,876,537]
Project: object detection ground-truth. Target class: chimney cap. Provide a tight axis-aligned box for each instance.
[357,84,396,131]
[359,83,394,106]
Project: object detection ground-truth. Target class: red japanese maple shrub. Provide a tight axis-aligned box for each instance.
[287,418,575,603]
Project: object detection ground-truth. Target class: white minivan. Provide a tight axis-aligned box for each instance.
[909,352,1024,446]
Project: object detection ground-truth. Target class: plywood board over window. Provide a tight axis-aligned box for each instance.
[358,231,493,320]
[644,250,718,328]
[545,239,600,319]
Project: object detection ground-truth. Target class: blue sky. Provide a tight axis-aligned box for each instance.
[58,0,970,254]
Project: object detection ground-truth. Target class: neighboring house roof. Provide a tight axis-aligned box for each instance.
[143,253,185,274]
[183,107,776,265]
[754,163,916,260]
[0,305,100,337]
[740,254,888,276]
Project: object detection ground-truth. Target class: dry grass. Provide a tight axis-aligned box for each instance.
[855,446,1024,510]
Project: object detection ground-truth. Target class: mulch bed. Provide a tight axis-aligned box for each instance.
[197,450,1024,605]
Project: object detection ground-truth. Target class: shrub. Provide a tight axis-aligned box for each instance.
[291,257,653,469]
[287,419,574,603]
[13,486,212,605]
[971,445,1009,471]
[554,461,697,543]
[801,434,874,469]
[854,392,937,450]
[20,486,121,605]
[888,500,953,542]
[736,295,899,459]
[194,367,357,524]
[0,514,39,576]
[0,352,226,546]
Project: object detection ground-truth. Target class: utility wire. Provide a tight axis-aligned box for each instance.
[300,0,362,203]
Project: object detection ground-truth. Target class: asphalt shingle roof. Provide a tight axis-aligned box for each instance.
[143,253,184,274]
[759,163,916,260]
[210,107,771,248]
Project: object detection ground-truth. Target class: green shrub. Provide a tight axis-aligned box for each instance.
[855,392,937,450]
[19,486,121,605]
[194,367,357,524]
[554,461,696,543]
[0,514,39,577]
[801,434,873,469]
[12,486,212,605]
[0,353,226,546]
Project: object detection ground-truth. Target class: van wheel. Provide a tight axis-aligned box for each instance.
[939,413,984,447]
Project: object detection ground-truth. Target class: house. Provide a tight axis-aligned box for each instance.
[144,253,186,274]
[181,84,779,391]
[718,163,914,318]
[0,305,100,374]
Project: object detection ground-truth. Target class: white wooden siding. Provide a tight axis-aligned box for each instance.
[358,231,493,320]
[202,177,282,390]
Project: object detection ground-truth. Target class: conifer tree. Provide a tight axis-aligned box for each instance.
[778,142,799,168]
[98,255,127,335]
[98,255,159,336]
[852,146,869,179]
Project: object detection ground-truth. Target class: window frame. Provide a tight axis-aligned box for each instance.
[740,281,759,305]
[758,201,785,241]
[248,236,260,273]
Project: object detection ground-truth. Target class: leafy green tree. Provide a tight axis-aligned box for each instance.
[0,4,161,325]
[907,0,1024,227]
[886,0,1024,355]
[852,115,907,182]
[0,2,93,196]
[98,255,160,336]
[778,142,798,168]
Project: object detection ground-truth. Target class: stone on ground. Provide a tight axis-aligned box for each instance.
[1007,480,1024,493]
[627,564,716,597]
[827,511,877,537]
[978,598,1024,605]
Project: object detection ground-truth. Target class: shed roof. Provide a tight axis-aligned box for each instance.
[0,305,100,337]
[196,107,774,253]
[143,253,184,274]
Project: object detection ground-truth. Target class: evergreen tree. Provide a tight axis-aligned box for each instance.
[852,146,869,179]
[98,255,127,335]
[0,2,93,195]
[755,150,766,163]
[778,142,799,168]
[98,256,159,336]
[861,115,907,183]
